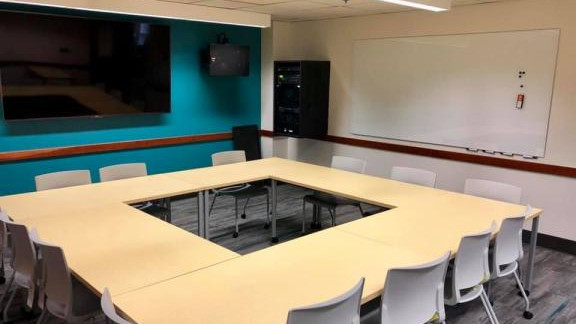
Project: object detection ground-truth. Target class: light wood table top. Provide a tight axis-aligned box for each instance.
[114,229,434,324]
[19,203,239,296]
[0,174,199,221]
[0,157,542,324]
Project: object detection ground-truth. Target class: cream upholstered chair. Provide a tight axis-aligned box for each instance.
[210,151,270,238]
[464,179,522,204]
[101,288,133,324]
[35,170,92,191]
[287,278,364,324]
[99,163,172,222]
[302,156,367,233]
[391,166,437,188]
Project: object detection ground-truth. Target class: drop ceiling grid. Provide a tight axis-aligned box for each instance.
[158,0,519,22]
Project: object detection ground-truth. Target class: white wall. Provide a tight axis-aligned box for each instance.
[261,0,576,240]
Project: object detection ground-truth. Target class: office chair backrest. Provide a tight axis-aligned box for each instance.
[32,236,74,319]
[451,226,493,301]
[35,170,92,191]
[99,163,148,182]
[287,278,364,324]
[233,125,262,161]
[5,221,37,309]
[331,156,367,174]
[212,151,247,166]
[390,166,437,188]
[464,179,522,204]
[101,288,133,324]
[493,208,530,275]
[380,252,451,324]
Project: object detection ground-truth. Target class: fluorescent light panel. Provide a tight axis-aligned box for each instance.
[377,0,451,12]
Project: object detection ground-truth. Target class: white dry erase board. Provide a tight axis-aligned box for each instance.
[350,29,560,157]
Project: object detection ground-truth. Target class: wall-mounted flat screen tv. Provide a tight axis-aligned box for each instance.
[0,11,171,121]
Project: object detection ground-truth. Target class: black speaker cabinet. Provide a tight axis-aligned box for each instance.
[273,61,330,138]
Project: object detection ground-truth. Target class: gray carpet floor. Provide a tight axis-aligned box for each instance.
[1,183,574,323]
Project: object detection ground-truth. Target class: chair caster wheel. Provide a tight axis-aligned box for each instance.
[271,237,279,243]
[0,276,5,285]
[264,223,270,229]
[523,311,534,319]
[241,214,247,219]
[233,232,239,238]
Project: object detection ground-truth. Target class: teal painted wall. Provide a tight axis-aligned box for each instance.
[0,4,261,195]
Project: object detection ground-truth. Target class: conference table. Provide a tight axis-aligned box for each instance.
[0,157,542,324]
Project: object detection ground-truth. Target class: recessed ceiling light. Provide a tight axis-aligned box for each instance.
[375,0,451,12]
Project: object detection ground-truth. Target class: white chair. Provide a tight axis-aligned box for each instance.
[464,179,522,204]
[287,278,364,324]
[0,209,9,285]
[99,163,148,182]
[376,252,451,324]
[302,156,367,233]
[445,225,499,324]
[489,206,533,319]
[210,151,270,238]
[101,288,133,324]
[35,170,92,191]
[99,163,172,222]
[32,233,100,324]
[390,166,437,188]
[0,221,37,322]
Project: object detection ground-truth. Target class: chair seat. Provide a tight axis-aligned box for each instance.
[304,192,360,209]
[217,184,269,199]
[138,203,170,219]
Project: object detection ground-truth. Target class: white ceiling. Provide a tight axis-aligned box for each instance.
[157,0,516,22]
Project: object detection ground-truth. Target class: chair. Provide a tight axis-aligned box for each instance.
[99,163,172,222]
[35,170,92,191]
[377,252,451,324]
[101,288,133,324]
[0,209,8,285]
[464,179,522,204]
[31,233,100,324]
[445,225,499,324]
[302,156,367,233]
[390,166,437,188]
[287,278,364,324]
[489,206,533,319]
[0,221,37,322]
[209,151,270,238]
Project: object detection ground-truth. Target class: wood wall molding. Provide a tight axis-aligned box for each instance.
[260,131,576,179]
[0,132,232,163]
[3,129,576,180]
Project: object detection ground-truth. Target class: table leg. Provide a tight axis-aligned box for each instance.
[204,191,211,240]
[271,180,278,243]
[197,191,205,238]
[525,215,539,294]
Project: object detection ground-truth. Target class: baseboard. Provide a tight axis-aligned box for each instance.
[523,230,576,255]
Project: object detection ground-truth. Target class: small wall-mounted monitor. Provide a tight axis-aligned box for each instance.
[207,44,250,77]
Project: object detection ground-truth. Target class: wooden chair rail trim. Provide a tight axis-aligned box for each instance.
[0,132,233,163]
[260,130,576,178]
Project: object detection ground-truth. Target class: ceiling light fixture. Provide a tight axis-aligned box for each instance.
[374,0,451,12]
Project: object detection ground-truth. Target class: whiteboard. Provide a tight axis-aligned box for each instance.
[350,29,560,157]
